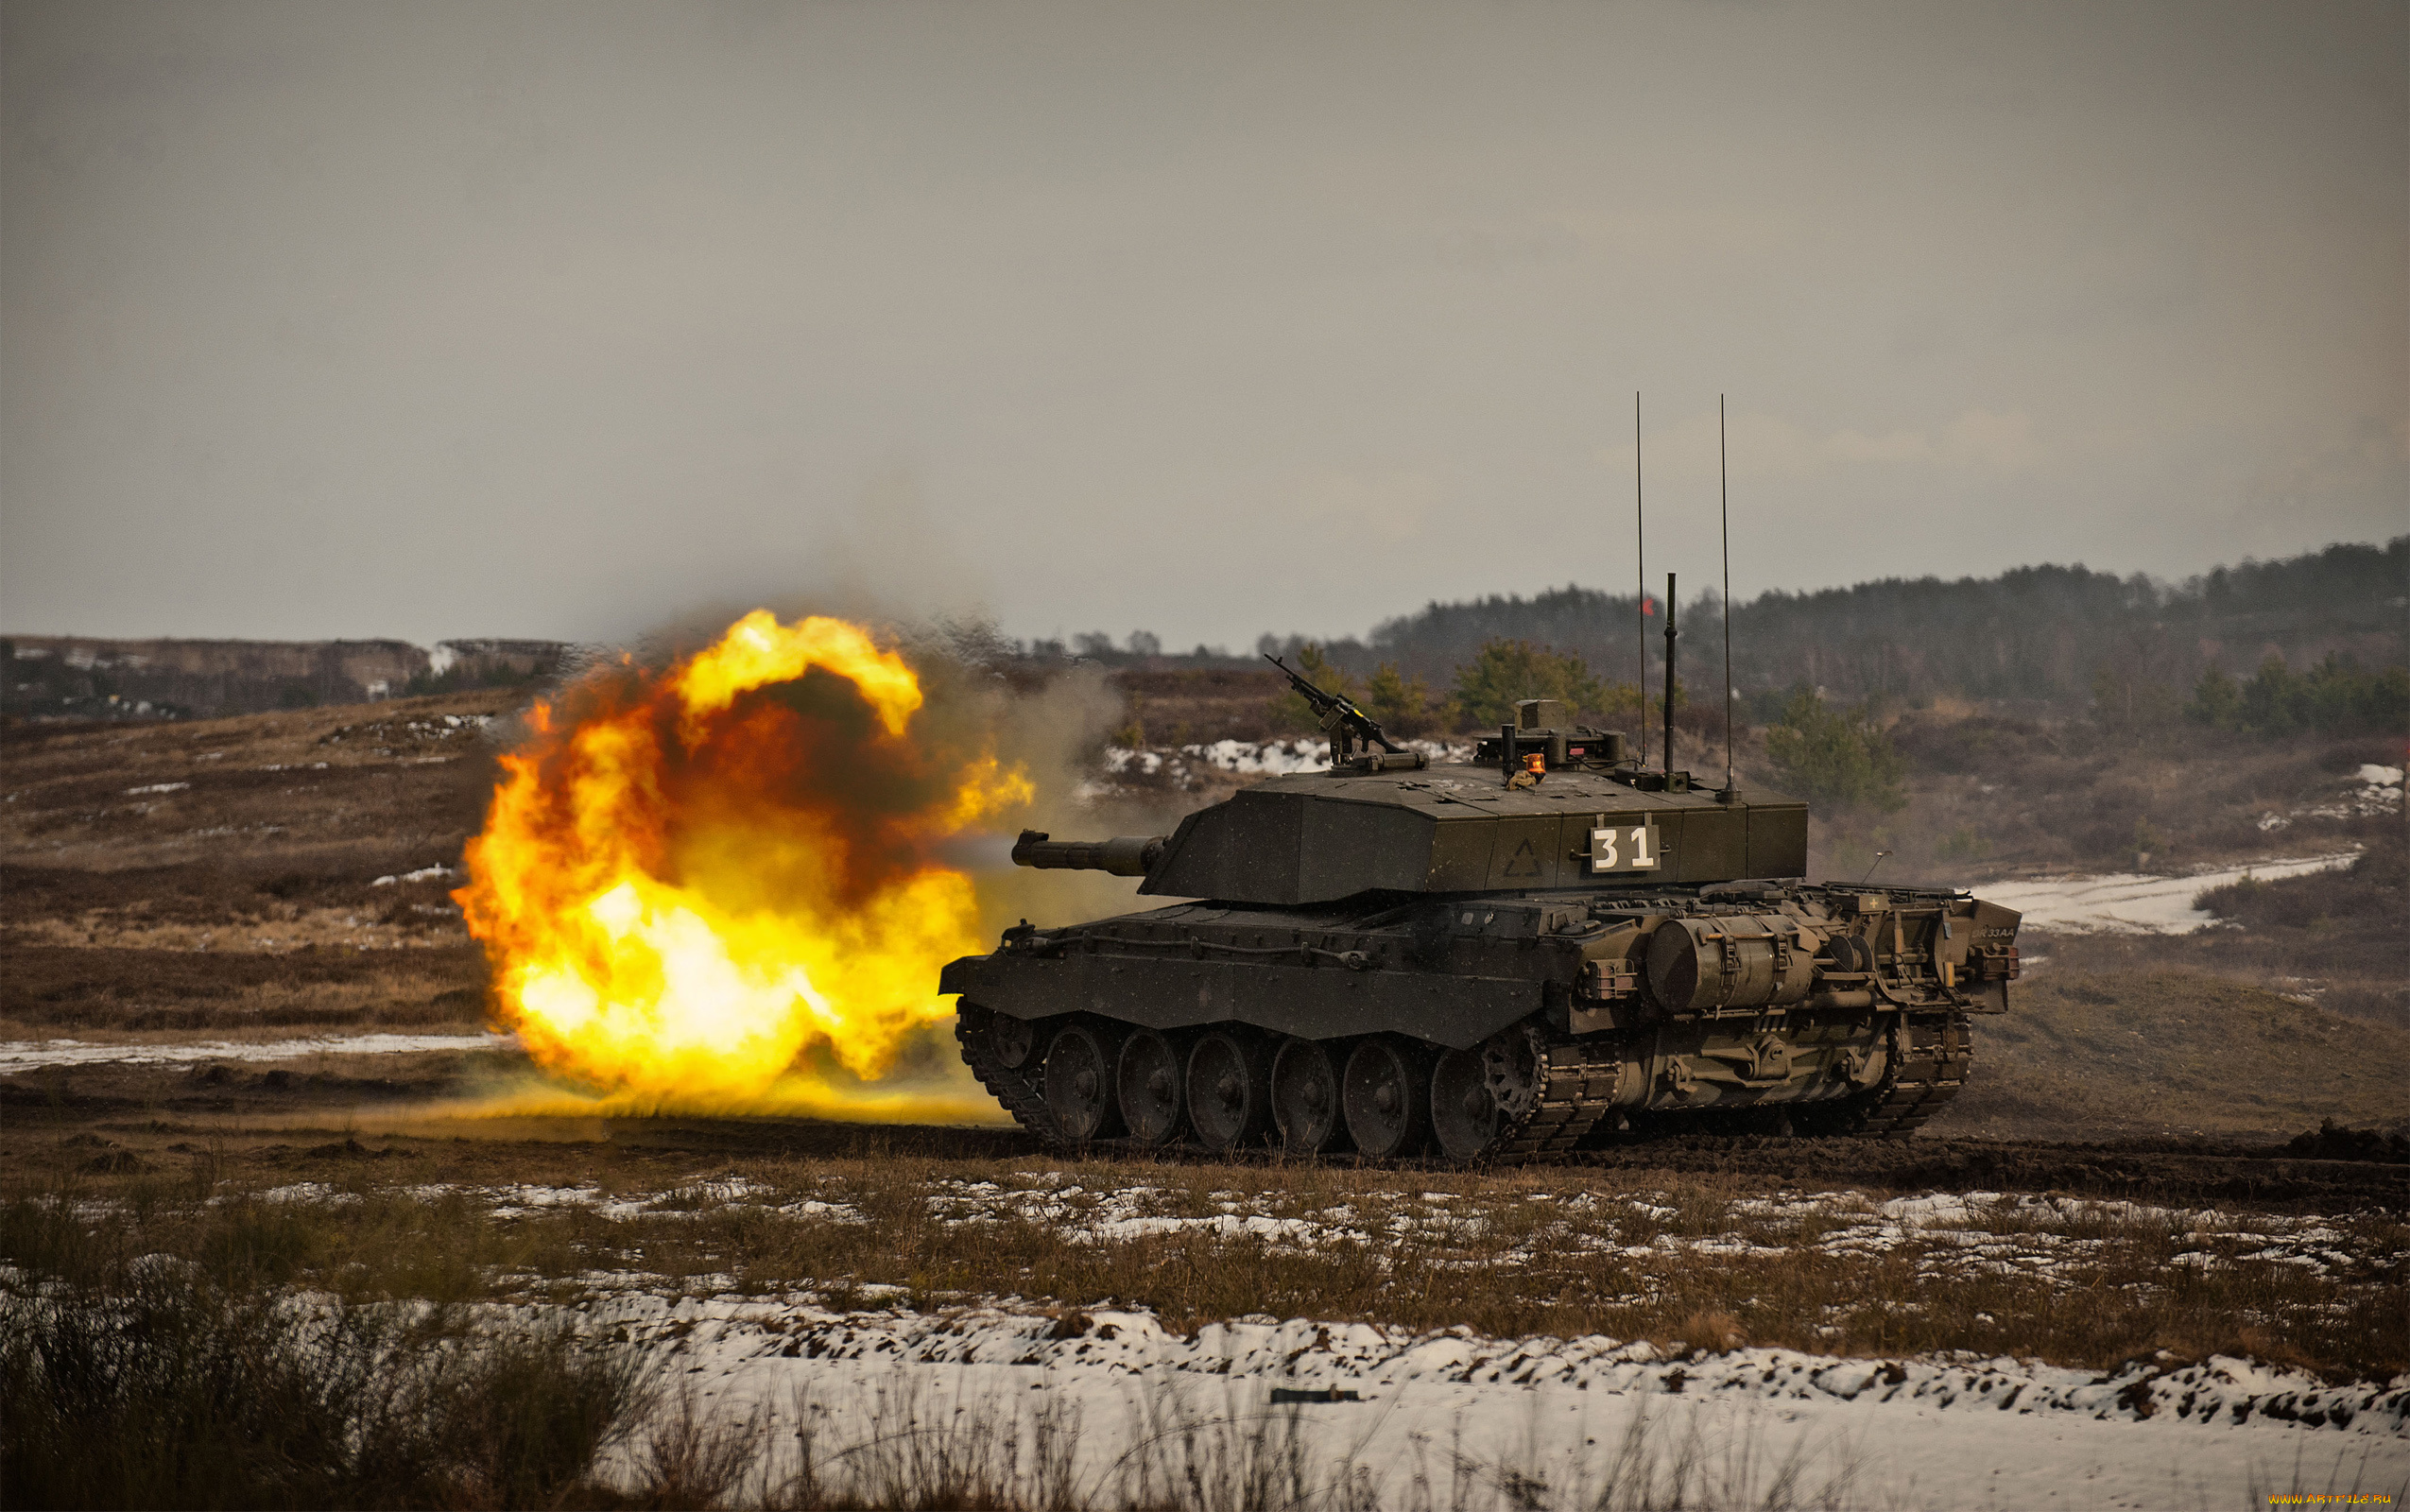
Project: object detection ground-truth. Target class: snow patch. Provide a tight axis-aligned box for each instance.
[1982,852,2359,934]
[550,1288,2410,1437]
[527,1291,2410,1509]
[0,1032,516,1072]
[1092,739,1478,795]
[372,865,460,886]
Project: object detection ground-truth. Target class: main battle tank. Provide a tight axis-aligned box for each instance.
[941,681,2022,1164]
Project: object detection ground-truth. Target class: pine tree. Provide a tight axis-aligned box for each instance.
[1763,690,1907,812]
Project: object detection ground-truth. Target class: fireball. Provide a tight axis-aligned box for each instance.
[454,611,1031,1111]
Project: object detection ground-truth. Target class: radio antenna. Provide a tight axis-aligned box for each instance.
[1663,570,1678,775]
[1634,391,1646,770]
[1720,394,1736,800]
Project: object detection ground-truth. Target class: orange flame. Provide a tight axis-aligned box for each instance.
[454,611,1031,1116]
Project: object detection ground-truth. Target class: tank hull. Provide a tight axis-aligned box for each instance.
[944,880,2021,1161]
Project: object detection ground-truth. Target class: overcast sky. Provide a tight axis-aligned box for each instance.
[5,0,2403,653]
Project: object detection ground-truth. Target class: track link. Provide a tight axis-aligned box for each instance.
[1484,1036,1629,1160]
[959,1010,1970,1160]
[955,1005,1056,1142]
[1472,1015,1977,1160]
[1799,1013,1971,1139]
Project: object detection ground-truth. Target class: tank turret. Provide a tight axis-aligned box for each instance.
[1003,698,1803,906]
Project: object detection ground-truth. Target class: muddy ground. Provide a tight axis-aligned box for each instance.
[9,1045,2405,1219]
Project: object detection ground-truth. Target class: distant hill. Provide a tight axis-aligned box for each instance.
[2,636,574,721]
[1268,536,2407,710]
[12,538,2402,722]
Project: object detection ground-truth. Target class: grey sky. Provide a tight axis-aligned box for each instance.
[5,0,2403,653]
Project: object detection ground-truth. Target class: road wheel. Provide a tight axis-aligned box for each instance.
[989,1012,1041,1070]
[1344,1036,1430,1160]
[1116,1028,1186,1146]
[1270,1037,1347,1155]
[1431,1024,1543,1162]
[1043,1022,1125,1143]
[1429,1047,1501,1161]
[1187,1030,1274,1152]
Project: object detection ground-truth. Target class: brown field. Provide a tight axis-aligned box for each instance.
[5,685,2406,1509]
[8,684,2405,1139]
[8,1127,2403,1365]
[5,686,2405,1397]
[1868,714,2402,883]
[1,692,510,1040]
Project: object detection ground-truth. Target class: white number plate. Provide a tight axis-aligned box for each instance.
[1589,822,1662,874]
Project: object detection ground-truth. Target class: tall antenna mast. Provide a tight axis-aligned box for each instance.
[1634,391,1645,770]
[1720,394,1737,800]
[1663,571,1678,776]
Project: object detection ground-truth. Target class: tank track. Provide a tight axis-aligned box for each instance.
[1795,1012,1971,1139]
[958,1009,1969,1159]
[1482,1037,1630,1160]
[1471,1015,1974,1159]
[955,1006,1057,1142]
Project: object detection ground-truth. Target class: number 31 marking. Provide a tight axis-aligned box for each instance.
[1591,824,1660,873]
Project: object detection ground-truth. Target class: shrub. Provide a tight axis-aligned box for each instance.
[1110,693,1148,749]
[1935,826,1989,861]
[0,1266,646,1510]
[1448,639,1609,730]
[2131,816,2167,861]
[2187,654,2410,737]
[2186,664,2243,730]
[1764,690,1906,812]
[2090,663,2179,737]
[1361,662,1433,736]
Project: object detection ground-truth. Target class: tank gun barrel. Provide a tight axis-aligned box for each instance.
[1010,830,1165,876]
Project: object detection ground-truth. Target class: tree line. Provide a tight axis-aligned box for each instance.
[1243,537,2404,807]
[1264,536,2406,712]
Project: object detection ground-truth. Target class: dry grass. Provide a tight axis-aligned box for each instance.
[5,1120,2401,1509]
[740,1368,1884,1511]
[1942,831,2410,1054]
[0,691,515,871]
[1823,716,2400,884]
[9,1147,2401,1384]
[0,939,486,1036]
[3,1161,1915,1511]
[2181,830,2410,1028]
[1105,667,1293,749]
[1941,963,2410,1142]
[0,1253,648,1509]
[1,691,508,1040]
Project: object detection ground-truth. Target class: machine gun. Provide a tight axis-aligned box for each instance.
[1264,653,1409,759]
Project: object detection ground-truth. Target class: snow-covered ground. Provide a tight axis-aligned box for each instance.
[559,1294,2406,1509]
[362,1176,2399,1294]
[285,1171,2406,1503]
[0,1030,514,1072]
[2261,765,2406,828]
[1094,738,1475,791]
[56,1173,2410,1505]
[1981,852,2360,935]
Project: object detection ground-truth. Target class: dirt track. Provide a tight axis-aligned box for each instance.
[1565,1132,2410,1211]
[584,1122,2410,1211]
[8,1051,2401,1211]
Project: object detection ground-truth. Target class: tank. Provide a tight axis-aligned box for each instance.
[942,685,2022,1163]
